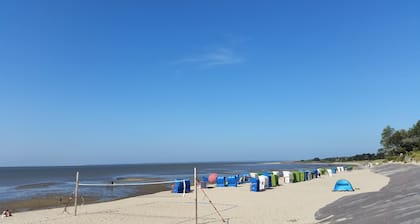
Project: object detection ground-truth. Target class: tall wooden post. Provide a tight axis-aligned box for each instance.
[74,171,80,216]
[194,167,198,224]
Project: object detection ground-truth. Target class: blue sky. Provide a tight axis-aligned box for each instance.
[1,1,419,166]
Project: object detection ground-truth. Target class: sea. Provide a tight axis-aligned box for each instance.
[0,161,335,205]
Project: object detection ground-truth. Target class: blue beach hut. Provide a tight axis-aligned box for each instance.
[216,176,226,187]
[250,177,259,192]
[173,179,191,193]
[201,176,208,188]
[264,172,272,188]
[227,176,237,187]
[304,170,311,181]
[312,169,319,179]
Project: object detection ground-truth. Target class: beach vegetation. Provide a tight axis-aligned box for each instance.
[379,120,420,162]
[306,153,380,163]
[302,120,420,163]
[409,151,420,162]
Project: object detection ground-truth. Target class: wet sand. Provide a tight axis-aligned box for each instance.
[0,184,170,213]
[316,163,420,224]
[0,195,98,213]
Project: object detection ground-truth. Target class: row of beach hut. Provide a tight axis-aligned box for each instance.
[248,166,350,192]
[172,166,352,193]
[206,166,350,192]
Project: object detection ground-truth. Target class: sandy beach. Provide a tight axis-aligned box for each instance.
[0,165,389,224]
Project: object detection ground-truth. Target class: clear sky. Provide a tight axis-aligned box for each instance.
[1,1,419,166]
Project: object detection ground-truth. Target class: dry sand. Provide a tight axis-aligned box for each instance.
[0,168,388,224]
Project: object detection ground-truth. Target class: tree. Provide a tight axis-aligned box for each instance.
[377,147,385,154]
[378,120,420,159]
[380,125,395,155]
[408,121,420,151]
[408,120,420,137]
[390,130,408,154]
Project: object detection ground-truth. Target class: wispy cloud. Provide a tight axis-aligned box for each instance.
[174,48,243,67]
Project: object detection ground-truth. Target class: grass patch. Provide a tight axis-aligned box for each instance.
[409,151,420,162]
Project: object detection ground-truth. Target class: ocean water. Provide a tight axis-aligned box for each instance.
[0,162,333,203]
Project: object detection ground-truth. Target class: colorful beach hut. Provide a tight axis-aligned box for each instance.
[304,170,311,181]
[326,169,333,177]
[227,176,237,187]
[258,175,267,191]
[173,179,191,193]
[264,172,272,188]
[282,171,291,184]
[216,176,226,187]
[250,177,259,192]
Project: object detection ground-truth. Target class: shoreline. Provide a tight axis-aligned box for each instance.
[0,183,170,213]
[0,166,389,224]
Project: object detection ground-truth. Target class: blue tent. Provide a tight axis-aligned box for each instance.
[333,179,354,191]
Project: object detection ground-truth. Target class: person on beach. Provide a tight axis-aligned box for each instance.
[2,209,12,217]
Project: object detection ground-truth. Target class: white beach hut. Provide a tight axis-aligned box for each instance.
[326,169,333,177]
[258,175,266,191]
[263,175,269,188]
[282,171,291,184]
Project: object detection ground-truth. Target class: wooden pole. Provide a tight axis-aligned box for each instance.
[194,167,198,224]
[74,171,80,216]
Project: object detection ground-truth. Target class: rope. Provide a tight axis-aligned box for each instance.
[79,180,184,187]
[197,178,226,223]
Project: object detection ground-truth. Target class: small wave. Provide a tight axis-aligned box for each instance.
[15,182,59,190]
[115,176,164,183]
